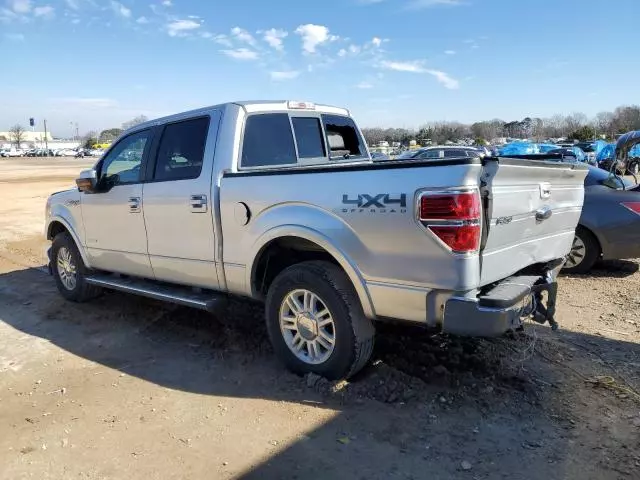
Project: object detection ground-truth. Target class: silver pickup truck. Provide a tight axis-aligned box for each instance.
[45,100,588,379]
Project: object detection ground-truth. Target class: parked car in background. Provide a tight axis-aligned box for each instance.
[575,142,597,165]
[1,148,24,157]
[564,166,640,273]
[546,148,581,163]
[395,145,482,160]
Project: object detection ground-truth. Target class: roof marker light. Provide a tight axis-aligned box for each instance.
[287,101,316,110]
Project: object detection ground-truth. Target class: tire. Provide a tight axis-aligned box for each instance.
[265,261,375,380]
[563,226,600,274]
[51,232,101,302]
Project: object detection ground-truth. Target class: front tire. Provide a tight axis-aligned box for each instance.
[265,261,375,380]
[51,232,101,302]
[563,226,600,274]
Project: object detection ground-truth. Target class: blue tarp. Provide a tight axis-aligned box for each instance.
[537,144,558,153]
[497,142,538,155]
[596,144,615,162]
[592,140,607,155]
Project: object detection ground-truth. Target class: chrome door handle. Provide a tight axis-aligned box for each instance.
[190,194,207,213]
[128,196,141,213]
[535,206,552,222]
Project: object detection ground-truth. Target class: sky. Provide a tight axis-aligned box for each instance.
[1,0,639,136]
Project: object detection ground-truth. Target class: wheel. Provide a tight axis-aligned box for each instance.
[563,226,600,274]
[51,232,101,302]
[265,261,375,380]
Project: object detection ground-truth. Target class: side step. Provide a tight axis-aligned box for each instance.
[85,274,226,313]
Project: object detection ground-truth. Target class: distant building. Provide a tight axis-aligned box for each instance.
[0,131,53,143]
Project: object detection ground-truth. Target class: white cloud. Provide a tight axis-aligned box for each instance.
[379,60,459,89]
[337,48,347,57]
[406,0,466,8]
[221,48,259,60]
[445,50,456,55]
[167,19,200,37]
[33,5,54,17]
[263,28,287,51]
[136,16,148,24]
[379,60,426,73]
[295,24,337,54]
[65,0,79,9]
[348,44,361,54]
[231,26,256,46]
[270,70,300,81]
[162,0,172,5]
[71,17,80,24]
[425,69,459,89]
[4,32,25,41]
[9,0,31,13]
[211,34,232,47]
[110,1,131,18]
[371,37,382,47]
[356,81,373,89]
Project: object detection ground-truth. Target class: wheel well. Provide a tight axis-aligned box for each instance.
[577,224,602,256]
[252,237,342,298]
[47,221,68,240]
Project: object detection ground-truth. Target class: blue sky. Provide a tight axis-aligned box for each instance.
[1,0,639,136]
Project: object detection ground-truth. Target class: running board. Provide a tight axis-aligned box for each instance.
[85,274,226,313]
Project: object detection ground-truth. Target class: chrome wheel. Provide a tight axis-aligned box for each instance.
[279,289,336,365]
[56,246,77,290]
[565,235,586,268]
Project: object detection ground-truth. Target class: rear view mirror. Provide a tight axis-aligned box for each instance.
[76,168,98,193]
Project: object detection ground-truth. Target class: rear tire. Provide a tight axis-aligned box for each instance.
[563,226,600,274]
[51,232,101,302]
[265,261,375,380]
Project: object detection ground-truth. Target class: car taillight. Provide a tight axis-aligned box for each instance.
[622,202,640,215]
[418,190,481,253]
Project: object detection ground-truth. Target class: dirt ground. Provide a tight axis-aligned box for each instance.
[0,157,639,480]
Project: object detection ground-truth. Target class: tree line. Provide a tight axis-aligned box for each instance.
[361,104,640,146]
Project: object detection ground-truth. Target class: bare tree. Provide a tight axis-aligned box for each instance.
[564,112,588,134]
[9,124,26,148]
[121,115,149,131]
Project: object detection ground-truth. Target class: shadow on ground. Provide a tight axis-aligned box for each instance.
[1,266,638,479]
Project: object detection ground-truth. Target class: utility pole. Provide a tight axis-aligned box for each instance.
[44,120,49,155]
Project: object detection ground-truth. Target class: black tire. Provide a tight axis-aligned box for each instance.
[51,232,101,302]
[265,261,375,380]
[562,226,600,274]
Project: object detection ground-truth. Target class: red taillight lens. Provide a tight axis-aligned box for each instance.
[419,190,481,253]
[420,192,480,221]
[428,225,481,252]
[622,202,640,215]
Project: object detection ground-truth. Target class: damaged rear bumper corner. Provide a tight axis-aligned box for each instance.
[441,275,558,337]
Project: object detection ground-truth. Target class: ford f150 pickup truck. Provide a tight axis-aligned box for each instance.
[45,100,588,379]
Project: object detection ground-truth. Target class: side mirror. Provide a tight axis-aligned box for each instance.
[76,168,98,193]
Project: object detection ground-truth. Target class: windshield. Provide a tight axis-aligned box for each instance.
[585,166,634,190]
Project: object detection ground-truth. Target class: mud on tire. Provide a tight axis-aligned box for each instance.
[265,261,375,380]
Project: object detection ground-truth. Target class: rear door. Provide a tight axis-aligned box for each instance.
[142,112,222,289]
[479,158,588,284]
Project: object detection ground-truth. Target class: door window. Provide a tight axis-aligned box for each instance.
[100,130,150,186]
[443,149,469,158]
[152,117,210,181]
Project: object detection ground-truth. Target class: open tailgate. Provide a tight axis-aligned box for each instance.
[479,158,588,285]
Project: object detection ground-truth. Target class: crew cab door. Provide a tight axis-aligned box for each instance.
[81,129,154,278]
[142,113,221,289]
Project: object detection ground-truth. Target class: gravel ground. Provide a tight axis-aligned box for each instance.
[0,158,638,479]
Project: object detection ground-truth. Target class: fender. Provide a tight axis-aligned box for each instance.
[246,224,376,320]
[46,213,92,269]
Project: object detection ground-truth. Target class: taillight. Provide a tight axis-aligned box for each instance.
[418,190,481,253]
[622,202,640,215]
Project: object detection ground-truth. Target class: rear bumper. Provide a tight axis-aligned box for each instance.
[442,275,558,337]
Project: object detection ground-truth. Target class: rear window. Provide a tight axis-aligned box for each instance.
[241,113,297,167]
[321,114,366,160]
[292,117,326,159]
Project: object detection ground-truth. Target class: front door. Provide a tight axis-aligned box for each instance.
[81,129,154,278]
[142,113,221,288]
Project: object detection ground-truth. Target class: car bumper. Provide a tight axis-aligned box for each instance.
[442,274,559,336]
